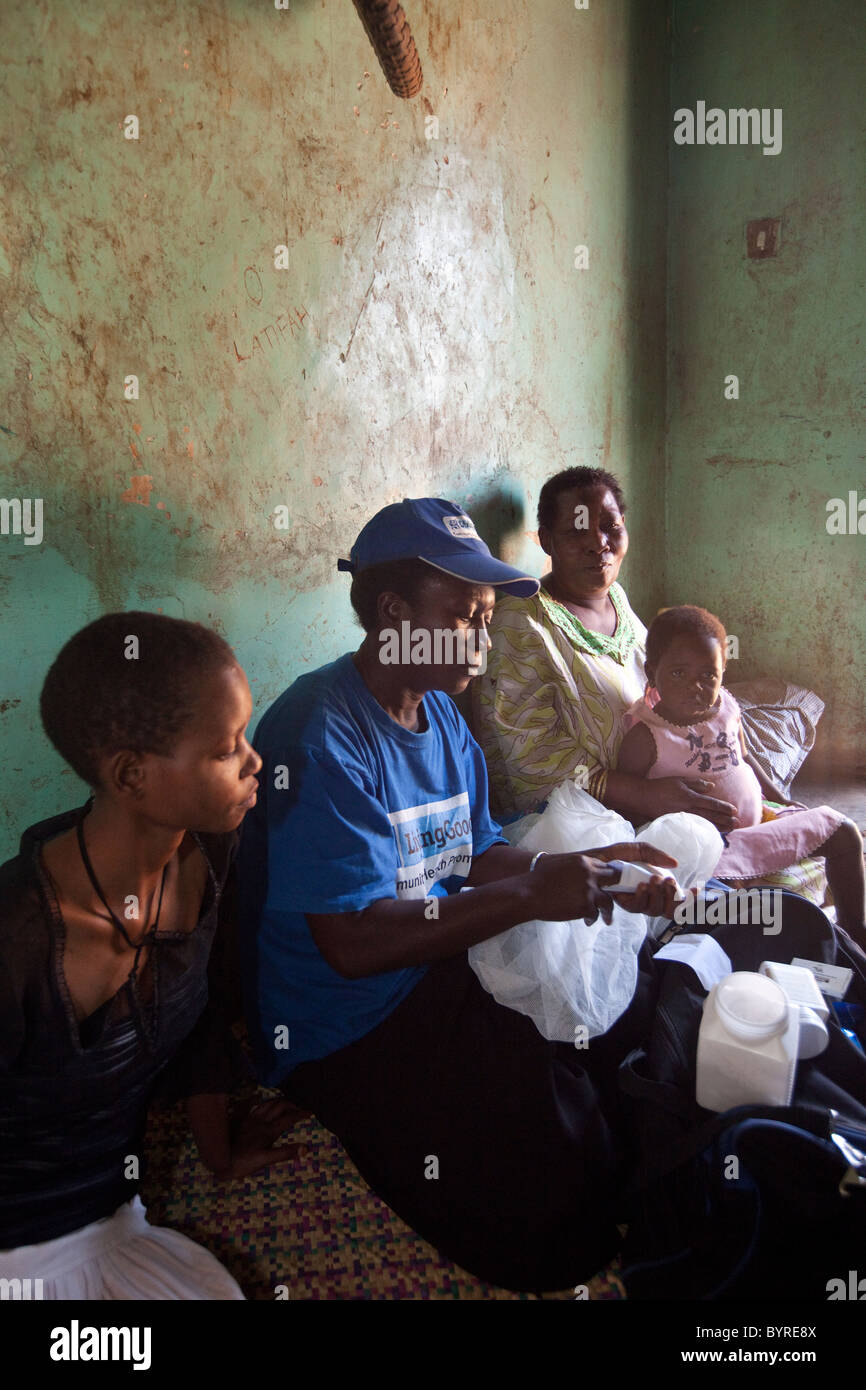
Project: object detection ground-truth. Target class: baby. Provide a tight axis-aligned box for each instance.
[615,604,865,946]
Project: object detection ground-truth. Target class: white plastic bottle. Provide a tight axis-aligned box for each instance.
[696,971,800,1112]
[758,960,830,1059]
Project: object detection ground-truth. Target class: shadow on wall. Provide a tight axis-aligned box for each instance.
[453,485,527,734]
[468,487,527,569]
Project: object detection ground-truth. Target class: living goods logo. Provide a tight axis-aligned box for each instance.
[387,792,473,898]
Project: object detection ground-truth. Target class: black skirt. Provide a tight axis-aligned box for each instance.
[282,947,656,1292]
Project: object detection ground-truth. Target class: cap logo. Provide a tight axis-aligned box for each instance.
[442,514,479,541]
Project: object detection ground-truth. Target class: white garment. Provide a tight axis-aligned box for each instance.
[0,1196,244,1300]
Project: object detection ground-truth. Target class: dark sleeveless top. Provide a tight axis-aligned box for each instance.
[0,806,247,1247]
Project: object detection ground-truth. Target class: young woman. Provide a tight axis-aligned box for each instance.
[0,612,300,1299]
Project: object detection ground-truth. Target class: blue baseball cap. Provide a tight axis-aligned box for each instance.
[337,498,539,597]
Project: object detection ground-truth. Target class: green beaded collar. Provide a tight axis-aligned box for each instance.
[538,582,639,664]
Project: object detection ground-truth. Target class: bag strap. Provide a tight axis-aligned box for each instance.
[621,1048,839,1194]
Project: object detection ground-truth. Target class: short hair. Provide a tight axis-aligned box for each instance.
[40,612,237,787]
[349,557,438,633]
[537,467,627,531]
[645,605,728,670]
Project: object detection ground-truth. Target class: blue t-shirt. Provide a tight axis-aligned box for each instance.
[237,653,505,1084]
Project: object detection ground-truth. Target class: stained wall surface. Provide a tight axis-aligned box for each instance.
[0,0,669,858]
[666,0,865,767]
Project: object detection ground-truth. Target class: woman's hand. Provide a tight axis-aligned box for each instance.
[225,1097,309,1181]
[527,852,623,925]
[645,777,738,831]
[528,842,680,923]
[586,841,680,919]
[188,1093,309,1182]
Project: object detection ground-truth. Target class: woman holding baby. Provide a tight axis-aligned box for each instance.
[471,466,865,944]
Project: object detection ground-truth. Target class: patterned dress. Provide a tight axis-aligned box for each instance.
[471,582,647,820]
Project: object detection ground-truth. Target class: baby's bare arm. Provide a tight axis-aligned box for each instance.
[615,722,657,777]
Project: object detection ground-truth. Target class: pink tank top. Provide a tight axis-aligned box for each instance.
[622,686,763,828]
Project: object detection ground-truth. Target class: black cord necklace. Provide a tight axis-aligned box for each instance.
[75,801,169,1046]
[76,808,168,947]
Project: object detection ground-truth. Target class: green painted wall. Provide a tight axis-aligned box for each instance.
[666,0,865,769]
[0,0,669,859]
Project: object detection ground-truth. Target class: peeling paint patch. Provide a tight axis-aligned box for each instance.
[120,474,154,505]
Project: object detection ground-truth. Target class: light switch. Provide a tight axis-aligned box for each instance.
[746,218,781,258]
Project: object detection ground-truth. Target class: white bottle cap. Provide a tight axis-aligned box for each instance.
[715,972,789,1043]
[797,1006,830,1059]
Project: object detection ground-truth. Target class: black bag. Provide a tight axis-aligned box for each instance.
[618,893,866,1299]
